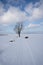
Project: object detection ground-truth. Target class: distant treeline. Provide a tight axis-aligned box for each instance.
[0,34,8,36]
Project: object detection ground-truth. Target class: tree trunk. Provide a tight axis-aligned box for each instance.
[18,31,20,37]
[19,33,20,37]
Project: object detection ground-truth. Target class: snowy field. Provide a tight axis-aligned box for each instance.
[0,34,43,65]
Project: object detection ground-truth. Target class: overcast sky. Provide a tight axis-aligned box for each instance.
[0,0,43,34]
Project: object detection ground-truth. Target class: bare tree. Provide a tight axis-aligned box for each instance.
[14,22,23,37]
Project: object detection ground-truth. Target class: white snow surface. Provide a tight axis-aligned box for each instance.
[0,34,43,65]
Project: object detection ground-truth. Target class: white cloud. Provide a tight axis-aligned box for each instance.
[25,2,43,21]
[40,22,43,25]
[0,2,5,16]
[0,6,27,24]
[25,3,33,15]
[28,24,40,28]
[23,23,41,33]
[24,23,40,29]
[0,0,43,24]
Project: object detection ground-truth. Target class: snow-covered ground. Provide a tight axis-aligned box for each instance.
[0,34,43,65]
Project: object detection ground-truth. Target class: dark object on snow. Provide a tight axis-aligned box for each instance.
[25,36,29,39]
[9,40,15,42]
[10,40,13,42]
